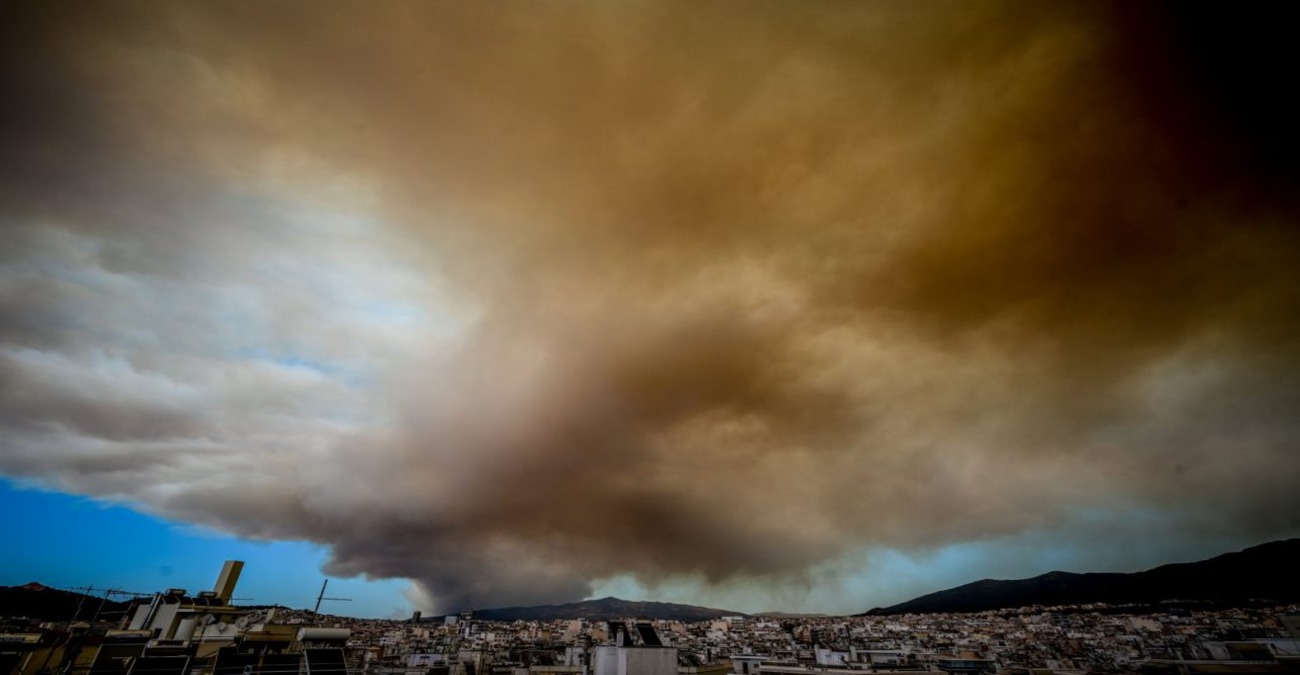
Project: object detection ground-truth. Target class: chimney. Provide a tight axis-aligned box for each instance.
[213,560,244,602]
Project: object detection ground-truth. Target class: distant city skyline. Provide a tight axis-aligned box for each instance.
[3,3,1299,616]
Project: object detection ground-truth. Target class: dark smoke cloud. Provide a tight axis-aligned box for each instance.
[3,1,1299,613]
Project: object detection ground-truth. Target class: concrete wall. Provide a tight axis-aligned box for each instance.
[618,648,676,675]
[150,604,180,639]
[592,646,621,675]
[594,646,677,675]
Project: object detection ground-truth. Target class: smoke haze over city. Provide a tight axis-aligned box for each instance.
[2,1,1299,616]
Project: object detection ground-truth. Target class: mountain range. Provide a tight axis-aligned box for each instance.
[460,596,744,622]
[863,538,1300,615]
[0,582,131,621]
[6,540,1298,622]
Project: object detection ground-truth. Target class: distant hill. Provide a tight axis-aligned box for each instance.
[0,582,132,621]
[464,596,744,622]
[864,539,1300,615]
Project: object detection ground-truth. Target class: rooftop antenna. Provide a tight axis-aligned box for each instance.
[64,586,154,624]
[65,585,95,623]
[311,579,352,623]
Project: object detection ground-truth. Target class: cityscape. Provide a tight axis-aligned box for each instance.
[3,543,1299,675]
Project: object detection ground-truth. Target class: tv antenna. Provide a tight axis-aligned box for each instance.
[311,579,352,623]
[64,586,153,623]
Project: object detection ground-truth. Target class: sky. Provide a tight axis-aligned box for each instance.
[0,478,412,619]
[2,1,1299,618]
